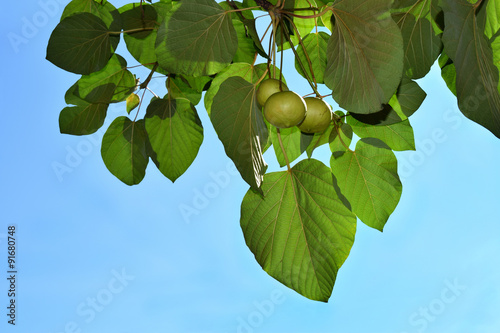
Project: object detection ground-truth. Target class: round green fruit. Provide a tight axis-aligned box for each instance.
[298,97,333,133]
[263,91,307,129]
[256,78,288,106]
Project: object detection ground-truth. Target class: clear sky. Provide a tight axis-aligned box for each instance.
[1,1,500,332]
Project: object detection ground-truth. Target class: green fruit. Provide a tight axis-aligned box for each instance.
[256,78,288,106]
[298,97,333,133]
[263,91,307,128]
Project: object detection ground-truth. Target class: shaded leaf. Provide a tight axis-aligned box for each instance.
[46,13,117,75]
[59,103,108,135]
[155,0,237,76]
[442,0,500,138]
[101,117,149,185]
[330,139,402,231]
[392,0,443,79]
[240,158,357,302]
[211,77,268,191]
[349,78,426,125]
[325,0,404,113]
[145,98,203,182]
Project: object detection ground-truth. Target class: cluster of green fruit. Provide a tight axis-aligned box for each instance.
[256,79,333,134]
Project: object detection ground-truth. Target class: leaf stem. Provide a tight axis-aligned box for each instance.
[139,62,159,89]
[109,27,156,35]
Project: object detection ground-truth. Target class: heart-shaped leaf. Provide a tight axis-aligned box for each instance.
[155,0,237,76]
[101,117,149,185]
[145,97,203,182]
[46,12,118,75]
[241,158,357,302]
[325,0,404,114]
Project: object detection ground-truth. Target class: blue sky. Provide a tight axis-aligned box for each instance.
[1,0,500,332]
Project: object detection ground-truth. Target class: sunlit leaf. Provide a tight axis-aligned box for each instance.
[305,125,334,158]
[330,139,402,231]
[348,117,415,151]
[72,54,137,104]
[295,32,329,84]
[438,52,457,96]
[101,117,149,185]
[145,97,203,182]
[270,126,304,167]
[205,63,280,116]
[241,158,357,302]
[119,3,163,66]
[329,122,353,158]
[126,93,140,114]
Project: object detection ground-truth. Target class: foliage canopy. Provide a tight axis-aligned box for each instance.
[47,0,500,302]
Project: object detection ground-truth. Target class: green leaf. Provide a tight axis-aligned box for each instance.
[101,117,149,185]
[305,125,335,158]
[442,0,500,138]
[126,93,140,114]
[46,12,118,75]
[270,126,304,167]
[240,158,357,302]
[438,52,457,96]
[61,0,122,32]
[348,117,415,151]
[330,139,402,231]
[72,54,137,104]
[329,122,353,157]
[392,0,443,79]
[392,78,427,119]
[145,97,203,182]
[232,20,259,64]
[59,103,108,135]
[211,77,268,192]
[349,78,426,125]
[324,0,404,113]
[155,0,238,76]
[119,2,170,71]
[219,1,261,64]
[292,0,317,40]
[295,32,329,84]
[167,75,204,105]
[485,0,500,39]
[205,63,278,116]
